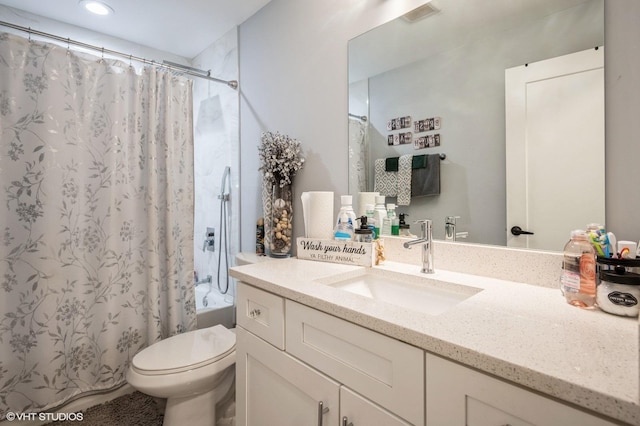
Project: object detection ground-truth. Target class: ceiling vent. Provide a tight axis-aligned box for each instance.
[402,3,439,23]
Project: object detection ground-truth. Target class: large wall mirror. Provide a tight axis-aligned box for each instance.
[348,0,604,252]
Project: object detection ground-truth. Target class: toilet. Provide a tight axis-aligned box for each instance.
[126,324,236,426]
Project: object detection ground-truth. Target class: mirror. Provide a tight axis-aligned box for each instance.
[348,0,604,251]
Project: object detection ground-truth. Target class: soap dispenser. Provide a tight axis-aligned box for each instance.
[398,213,414,237]
[354,216,373,243]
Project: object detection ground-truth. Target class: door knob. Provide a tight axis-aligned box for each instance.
[511,226,534,236]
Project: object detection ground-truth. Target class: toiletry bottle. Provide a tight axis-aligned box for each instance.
[382,203,398,236]
[354,216,373,243]
[365,204,377,239]
[373,196,387,238]
[336,195,357,229]
[560,230,596,308]
[387,204,400,236]
[334,210,354,241]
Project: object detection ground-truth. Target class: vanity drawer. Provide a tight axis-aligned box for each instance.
[237,282,285,349]
[285,300,424,426]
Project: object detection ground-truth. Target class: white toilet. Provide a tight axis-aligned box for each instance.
[126,324,236,426]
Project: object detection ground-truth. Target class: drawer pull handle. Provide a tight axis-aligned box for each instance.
[342,416,353,426]
[317,401,329,426]
[249,308,261,318]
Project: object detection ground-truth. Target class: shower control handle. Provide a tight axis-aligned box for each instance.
[203,227,215,252]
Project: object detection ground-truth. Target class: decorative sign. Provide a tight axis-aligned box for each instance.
[386,116,412,131]
[297,238,374,267]
[414,116,441,133]
[387,132,412,146]
[414,134,441,150]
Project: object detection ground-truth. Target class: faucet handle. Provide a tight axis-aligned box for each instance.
[445,215,460,224]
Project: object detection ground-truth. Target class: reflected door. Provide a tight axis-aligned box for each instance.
[505,48,605,250]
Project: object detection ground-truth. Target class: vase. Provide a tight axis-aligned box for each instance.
[265,181,293,258]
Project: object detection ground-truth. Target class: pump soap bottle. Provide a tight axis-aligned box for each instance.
[354,216,373,243]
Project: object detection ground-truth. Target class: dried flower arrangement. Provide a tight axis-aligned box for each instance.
[258,131,305,187]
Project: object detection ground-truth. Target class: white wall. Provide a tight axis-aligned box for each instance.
[238,0,426,254]
[239,0,640,253]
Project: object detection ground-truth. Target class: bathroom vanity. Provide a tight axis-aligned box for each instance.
[230,245,639,425]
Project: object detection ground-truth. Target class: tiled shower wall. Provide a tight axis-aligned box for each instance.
[192,28,240,300]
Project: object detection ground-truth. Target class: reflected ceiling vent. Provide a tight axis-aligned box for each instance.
[402,3,439,23]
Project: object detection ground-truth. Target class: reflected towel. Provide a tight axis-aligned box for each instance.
[374,158,397,197]
[411,154,440,197]
[385,157,399,172]
[397,154,413,206]
[412,154,427,169]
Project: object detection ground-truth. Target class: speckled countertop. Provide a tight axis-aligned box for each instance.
[230,257,639,425]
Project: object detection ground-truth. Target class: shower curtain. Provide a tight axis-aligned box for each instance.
[348,117,368,194]
[0,32,196,416]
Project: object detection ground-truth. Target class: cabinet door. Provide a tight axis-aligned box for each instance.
[236,326,340,426]
[286,300,424,425]
[340,387,413,426]
[426,354,618,426]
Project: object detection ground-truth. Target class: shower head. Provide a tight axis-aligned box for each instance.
[218,166,231,201]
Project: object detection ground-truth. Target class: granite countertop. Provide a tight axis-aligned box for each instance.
[230,257,639,425]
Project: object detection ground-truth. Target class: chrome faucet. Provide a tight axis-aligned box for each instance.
[403,219,434,274]
[445,216,468,241]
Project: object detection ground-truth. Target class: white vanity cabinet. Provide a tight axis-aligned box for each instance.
[425,354,618,426]
[236,326,341,425]
[236,282,423,426]
[340,386,412,426]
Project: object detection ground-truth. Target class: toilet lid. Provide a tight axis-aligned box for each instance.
[132,325,236,375]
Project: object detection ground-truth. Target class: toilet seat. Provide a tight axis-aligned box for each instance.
[132,324,236,376]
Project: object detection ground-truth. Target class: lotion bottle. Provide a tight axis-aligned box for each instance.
[373,196,387,237]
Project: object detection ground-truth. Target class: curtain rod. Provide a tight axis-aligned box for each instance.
[348,113,367,122]
[0,20,238,90]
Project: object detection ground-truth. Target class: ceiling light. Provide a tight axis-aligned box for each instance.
[79,0,114,16]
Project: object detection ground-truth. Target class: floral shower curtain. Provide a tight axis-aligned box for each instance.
[348,117,368,194]
[0,32,196,416]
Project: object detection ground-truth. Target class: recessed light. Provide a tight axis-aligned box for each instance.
[79,0,115,16]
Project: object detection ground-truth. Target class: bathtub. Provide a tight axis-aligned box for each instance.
[195,284,235,329]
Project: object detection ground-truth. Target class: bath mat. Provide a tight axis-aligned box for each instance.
[43,388,236,426]
[44,391,164,426]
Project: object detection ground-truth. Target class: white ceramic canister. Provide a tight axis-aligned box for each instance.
[596,271,640,317]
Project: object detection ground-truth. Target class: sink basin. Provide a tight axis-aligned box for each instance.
[320,269,481,316]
